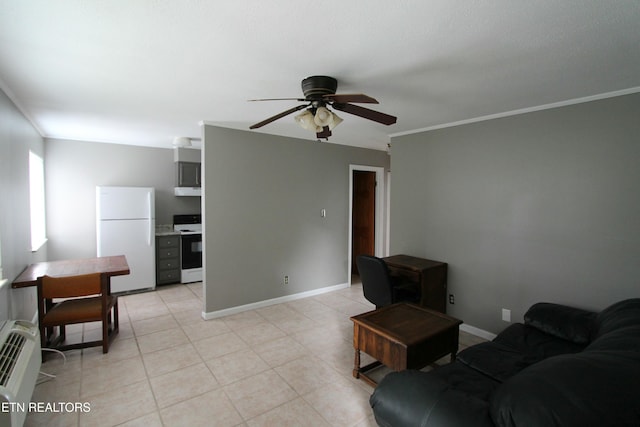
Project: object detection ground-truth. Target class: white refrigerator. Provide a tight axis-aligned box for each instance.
[96,186,156,293]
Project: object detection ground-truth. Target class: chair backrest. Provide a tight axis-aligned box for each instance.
[356,255,393,308]
[39,273,103,299]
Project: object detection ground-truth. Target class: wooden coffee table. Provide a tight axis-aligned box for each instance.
[351,303,462,386]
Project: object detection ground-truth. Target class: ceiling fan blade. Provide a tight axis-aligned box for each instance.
[332,103,397,125]
[249,104,308,129]
[324,94,378,104]
[248,97,306,102]
[316,126,332,139]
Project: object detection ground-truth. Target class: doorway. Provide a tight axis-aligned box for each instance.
[348,165,386,283]
[351,171,376,274]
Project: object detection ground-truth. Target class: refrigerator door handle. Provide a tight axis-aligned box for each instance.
[147,191,153,246]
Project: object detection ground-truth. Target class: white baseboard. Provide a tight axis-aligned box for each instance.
[201,282,499,343]
[202,282,350,320]
[460,323,496,341]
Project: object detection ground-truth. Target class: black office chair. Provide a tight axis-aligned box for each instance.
[356,255,421,309]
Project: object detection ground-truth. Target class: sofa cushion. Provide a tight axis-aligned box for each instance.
[594,298,640,338]
[458,341,535,383]
[524,302,596,344]
[490,349,640,427]
[494,323,586,358]
[587,324,640,352]
[458,323,586,383]
[371,365,497,427]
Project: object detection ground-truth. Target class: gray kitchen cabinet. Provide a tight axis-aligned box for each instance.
[156,234,181,285]
[176,161,201,187]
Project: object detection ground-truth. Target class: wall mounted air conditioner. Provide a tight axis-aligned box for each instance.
[0,320,41,427]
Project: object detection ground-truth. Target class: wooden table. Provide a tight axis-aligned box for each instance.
[12,255,130,289]
[351,303,462,387]
[383,254,448,313]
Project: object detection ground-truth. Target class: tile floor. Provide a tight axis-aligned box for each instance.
[25,281,486,427]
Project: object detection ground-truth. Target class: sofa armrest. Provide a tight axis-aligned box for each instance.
[524,302,596,344]
[490,350,640,427]
[370,370,494,427]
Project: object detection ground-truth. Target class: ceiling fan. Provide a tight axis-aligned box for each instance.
[249,76,397,140]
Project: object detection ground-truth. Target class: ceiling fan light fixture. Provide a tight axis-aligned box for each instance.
[294,110,317,131]
[313,106,333,127]
[328,111,343,130]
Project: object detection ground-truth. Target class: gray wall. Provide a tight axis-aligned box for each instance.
[390,93,640,333]
[202,125,390,313]
[44,138,201,261]
[0,88,46,321]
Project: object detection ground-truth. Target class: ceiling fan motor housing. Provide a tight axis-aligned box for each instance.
[302,76,338,99]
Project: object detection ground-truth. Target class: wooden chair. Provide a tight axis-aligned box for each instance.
[37,272,119,354]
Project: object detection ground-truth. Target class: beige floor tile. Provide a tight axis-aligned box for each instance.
[303,379,373,427]
[159,389,243,427]
[172,308,206,326]
[246,397,330,427]
[223,370,298,420]
[80,356,147,399]
[24,406,79,427]
[117,411,164,427]
[181,317,231,342]
[235,321,286,346]
[331,299,373,317]
[221,310,266,331]
[136,326,189,354]
[166,297,203,314]
[193,331,248,360]
[156,283,199,302]
[40,351,83,386]
[205,349,270,385]
[132,314,179,337]
[285,298,334,318]
[255,304,299,322]
[142,343,203,377]
[81,337,141,369]
[149,362,219,408]
[126,302,171,322]
[78,380,156,427]
[274,355,344,395]
[252,336,309,368]
[28,282,489,427]
[186,282,203,297]
[267,314,318,335]
[116,320,135,340]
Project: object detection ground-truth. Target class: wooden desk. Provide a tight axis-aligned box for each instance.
[12,255,130,289]
[351,303,462,386]
[383,255,448,313]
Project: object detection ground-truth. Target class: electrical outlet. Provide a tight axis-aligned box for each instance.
[284,275,289,285]
[502,308,511,322]
[449,294,455,304]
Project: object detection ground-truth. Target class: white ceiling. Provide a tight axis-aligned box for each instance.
[1,1,639,151]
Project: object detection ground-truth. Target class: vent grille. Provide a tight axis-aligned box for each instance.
[0,332,26,386]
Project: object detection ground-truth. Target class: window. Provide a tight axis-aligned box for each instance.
[29,150,47,251]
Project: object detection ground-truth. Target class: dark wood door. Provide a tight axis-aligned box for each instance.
[352,171,376,274]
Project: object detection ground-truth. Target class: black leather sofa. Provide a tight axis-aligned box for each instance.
[370,298,640,427]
